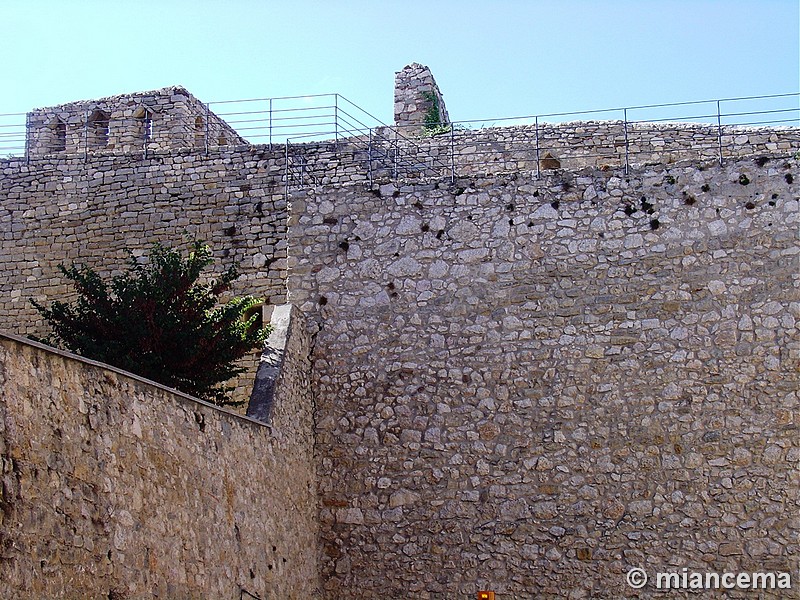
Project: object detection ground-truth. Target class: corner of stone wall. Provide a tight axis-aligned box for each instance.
[394,63,450,133]
[247,304,313,429]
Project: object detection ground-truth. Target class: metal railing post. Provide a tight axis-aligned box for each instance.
[623,108,629,175]
[717,100,723,166]
[450,123,455,182]
[368,128,373,187]
[204,103,210,155]
[84,110,89,160]
[284,140,289,200]
[24,113,30,164]
[269,98,273,151]
[535,116,540,179]
[334,94,339,147]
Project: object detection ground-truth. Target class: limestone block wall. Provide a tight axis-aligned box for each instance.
[0,329,319,599]
[391,121,800,176]
[27,87,244,157]
[287,156,799,598]
[0,148,290,404]
[394,63,451,132]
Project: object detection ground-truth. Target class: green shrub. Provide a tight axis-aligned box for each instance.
[31,241,269,406]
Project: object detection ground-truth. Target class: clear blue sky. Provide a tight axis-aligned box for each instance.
[2,0,798,125]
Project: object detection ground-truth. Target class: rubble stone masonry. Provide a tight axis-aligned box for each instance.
[0,318,319,599]
[288,156,799,598]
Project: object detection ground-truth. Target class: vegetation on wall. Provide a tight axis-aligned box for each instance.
[31,241,269,406]
[421,91,451,137]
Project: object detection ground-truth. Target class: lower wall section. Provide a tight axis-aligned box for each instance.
[0,331,319,599]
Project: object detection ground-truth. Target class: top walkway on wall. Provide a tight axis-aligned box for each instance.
[2,67,798,190]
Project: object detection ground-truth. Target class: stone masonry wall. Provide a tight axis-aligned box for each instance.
[27,87,244,158]
[287,156,799,598]
[0,148,289,404]
[0,329,319,599]
[394,63,450,132]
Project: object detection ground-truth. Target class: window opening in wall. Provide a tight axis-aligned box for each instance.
[218,134,227,146]
[195,116,205,146]
[133,107,153,142]
[88,110,110,148]
[48,118,67,152]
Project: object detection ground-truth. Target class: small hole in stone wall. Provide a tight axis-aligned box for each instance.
[768,200,776,206]
[272,545,277,552]
[268,564,273,571]
[701,184,710,192]
[665,175,676,185]
[255,201,263,214]
[387,282,395,290]
[505,203,515,211]
[527,221,534,227]
[413,200,423,209]
[598,232,605,238]
[738,174,750,185]
[745,201,756,210]
[754,156,770,167]
[684,196,696,206]
[715,208,720,215]
[318,296,328,306]
[338,240,349,252]
[533,191,540,197]
[550,200,560,210]
[508,218,514,226]
[466,214,473,220]
[194,412,206,432]
[785,173,794,184]
[436,229,445,240]
[649,219,660,230]
[282,557,287,564]
[223,226,236,236]
[771,193,778,199]
[561,181,572,192]
[323,217,338,225]
[623,205,636,216]
[393,252,399,257]
[250,568,256,579]
[421,223,430,232]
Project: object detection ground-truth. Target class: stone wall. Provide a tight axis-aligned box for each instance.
[0,147,290,404]
[27,87,244,158]
[287,156,799,598]
[0,325,319,599]
[394,63,450,132]
[388,120,800,176]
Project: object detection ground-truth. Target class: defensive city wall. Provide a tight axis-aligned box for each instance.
[0,64,798,598]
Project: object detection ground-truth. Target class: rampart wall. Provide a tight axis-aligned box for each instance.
[0,306,319,599]
[287,156,799,598]
[0,148,292,404]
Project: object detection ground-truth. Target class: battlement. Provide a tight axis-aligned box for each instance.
[26,86,245,157]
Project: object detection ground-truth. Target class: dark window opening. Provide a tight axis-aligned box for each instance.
[88,110,110,148]
[49,118,67,152]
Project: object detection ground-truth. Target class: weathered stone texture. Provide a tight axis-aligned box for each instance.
[0,148,289,404]
[394,62,450,132]
[287,157,799,598]
[27,86,244,157]
[0,331,319,599]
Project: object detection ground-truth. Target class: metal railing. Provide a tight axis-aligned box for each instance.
[3,92,798,190]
